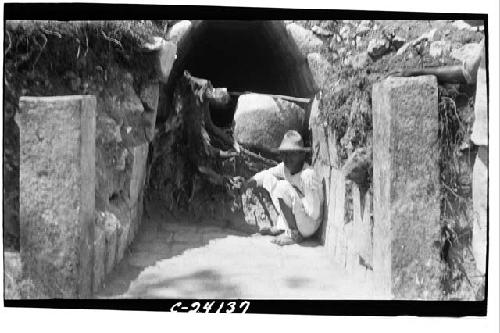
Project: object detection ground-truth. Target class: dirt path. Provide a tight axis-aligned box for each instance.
[96,215,374,299]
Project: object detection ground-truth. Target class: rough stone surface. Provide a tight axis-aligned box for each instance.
[367,38,390,59]
[234,94,306,150]
[348,52,372,70]
[18,96,95,298]
[167,20,192,43]
[93,222,106,293]
[4,251,22,299]
[94,64,152,211]
[352,185,373,272]
[139,84,159,142]
[110,198,132,265]
[307,52,333,89]
[104,211,119,275]
[323,168,346,264]
[450,42,482,64]
[372,76,441,299]
[129,143,149,204]
[309,97,339,167]
[286,23,323,54]
[429,41,452,58]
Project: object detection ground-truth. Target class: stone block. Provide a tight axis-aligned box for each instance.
[18,95,95,298]
[128,196,144,247]
[309,97,339,167]
[117,221,131,264]
[323,168,346,264]
[139,84,159,142]
[104,212,119,275]
[129,143,149,204]
[372,76,441,299]
[110,199,132,265]
[93,222,106,293]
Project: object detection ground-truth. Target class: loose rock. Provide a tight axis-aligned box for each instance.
[367,38,390,59]
[429,41,452,58]
[348,52,372,70]
[312,25,334,36]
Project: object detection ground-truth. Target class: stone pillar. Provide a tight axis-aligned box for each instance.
[18,95,96,298]
[372,76,441,299]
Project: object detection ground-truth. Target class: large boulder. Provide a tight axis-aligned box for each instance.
[234,94,306,151]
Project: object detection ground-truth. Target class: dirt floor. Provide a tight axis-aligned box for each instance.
[96,208,373,299]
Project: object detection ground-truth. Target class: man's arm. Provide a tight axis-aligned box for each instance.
[236,163,283,192]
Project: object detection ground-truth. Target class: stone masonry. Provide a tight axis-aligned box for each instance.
[18,96,96,298]
[372,76,441,299]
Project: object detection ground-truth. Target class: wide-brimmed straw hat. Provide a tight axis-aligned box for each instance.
[273,130,311,153]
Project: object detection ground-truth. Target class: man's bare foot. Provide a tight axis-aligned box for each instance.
[259,226,284,236]
[272,230,302,246]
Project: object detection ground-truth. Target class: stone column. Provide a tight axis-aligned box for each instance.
[18,95,96,298]
[372,77,441,299]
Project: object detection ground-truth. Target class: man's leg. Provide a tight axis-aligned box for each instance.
[278,198,298,230]
[472,145,488,275]
[267,180,303,245]
[271,197,303,246]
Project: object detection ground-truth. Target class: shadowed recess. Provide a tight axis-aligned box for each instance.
[159,20,317,124]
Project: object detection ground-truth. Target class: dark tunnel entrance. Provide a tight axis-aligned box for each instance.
[146,20,321,233]
[159,20,318,126]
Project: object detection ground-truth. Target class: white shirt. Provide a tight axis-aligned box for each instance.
[253,162,323,221]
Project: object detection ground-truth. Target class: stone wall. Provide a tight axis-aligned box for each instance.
[311,76,442,299]
[15,36,176,297]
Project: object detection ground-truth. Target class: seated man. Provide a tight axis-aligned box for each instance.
[242,130,323,246]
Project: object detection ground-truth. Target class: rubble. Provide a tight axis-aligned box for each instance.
[367,38,390,59]
[348,52,372,70]
[429,41,452,58]
[312,25,334,36]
